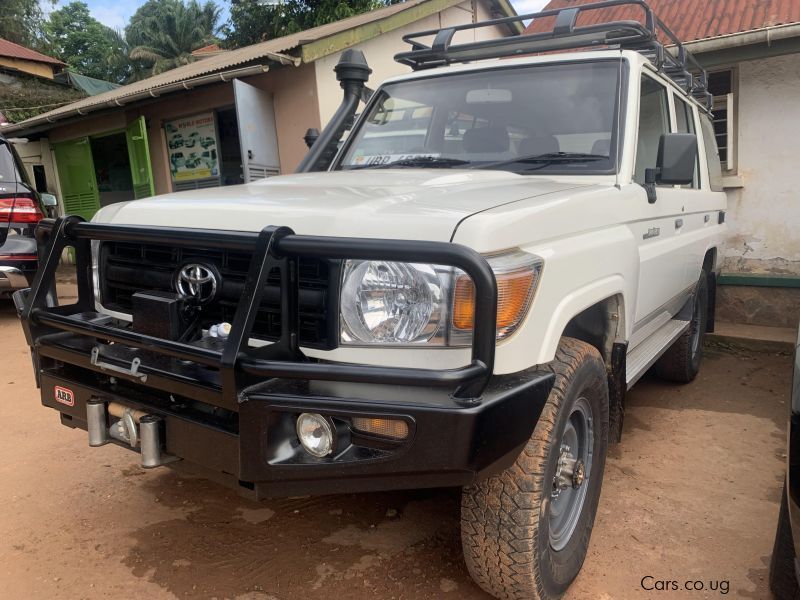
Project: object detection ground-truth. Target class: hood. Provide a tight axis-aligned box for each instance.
[94,170,586,242]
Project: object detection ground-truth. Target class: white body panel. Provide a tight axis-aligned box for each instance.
[92,49,728,376]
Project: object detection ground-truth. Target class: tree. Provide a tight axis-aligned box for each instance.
[127,0,221,76]
[224,0,398,48]
[0,0,53,49]
[44,2,131,83]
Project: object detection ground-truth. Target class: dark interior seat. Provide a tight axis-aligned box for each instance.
[462,126,510,153]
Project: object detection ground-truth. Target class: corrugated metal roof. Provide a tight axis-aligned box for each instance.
[7,0,460,132]
[525,0,800,42]
[0,38,65,66]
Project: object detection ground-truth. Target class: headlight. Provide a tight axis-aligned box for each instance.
[339,250,542,346]
[340,261,445,344]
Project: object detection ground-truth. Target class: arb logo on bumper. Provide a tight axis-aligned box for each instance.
[54,386,75,407]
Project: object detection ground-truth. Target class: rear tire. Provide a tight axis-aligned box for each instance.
[655,270,708,383]
[461,337,609,600]
[770,481,800,600]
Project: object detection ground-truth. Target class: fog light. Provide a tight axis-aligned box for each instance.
[351,417,409,440]
[296,413,334,457]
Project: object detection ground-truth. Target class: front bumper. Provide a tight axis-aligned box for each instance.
[36,361,552,497]
[16,216,554,497]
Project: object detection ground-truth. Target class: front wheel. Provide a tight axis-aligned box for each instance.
[461,337,609,600]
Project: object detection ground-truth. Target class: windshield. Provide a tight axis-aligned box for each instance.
[336,60,623,174]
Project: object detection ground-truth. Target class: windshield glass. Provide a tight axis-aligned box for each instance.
[336,60,622,174]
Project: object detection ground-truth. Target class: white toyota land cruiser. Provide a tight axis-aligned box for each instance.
[15,1,726,598]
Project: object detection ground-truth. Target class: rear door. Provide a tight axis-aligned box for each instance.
[234,79,280,182]
[53,137,100,221]
[125,116,155,199]
[671,93,724,287]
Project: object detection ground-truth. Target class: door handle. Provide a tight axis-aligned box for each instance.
[675,218,683,229]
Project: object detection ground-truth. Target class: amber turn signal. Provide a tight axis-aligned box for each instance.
[351,417,410,440]
[452,253,541,339]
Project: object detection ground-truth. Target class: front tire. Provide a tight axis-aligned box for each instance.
[461,337,609,600]
[655,269,708,383]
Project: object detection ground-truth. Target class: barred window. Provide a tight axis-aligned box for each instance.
[708,69,736,172]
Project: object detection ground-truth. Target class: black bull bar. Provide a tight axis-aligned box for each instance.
[17,216,500,409]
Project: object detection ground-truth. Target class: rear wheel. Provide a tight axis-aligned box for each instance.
[461,337,609,600]
[655,270,708,383]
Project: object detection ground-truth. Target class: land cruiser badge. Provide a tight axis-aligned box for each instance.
[643,227,661,239]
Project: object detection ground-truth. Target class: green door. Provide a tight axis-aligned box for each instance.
[126,116,155,199]
[53,137,100,221]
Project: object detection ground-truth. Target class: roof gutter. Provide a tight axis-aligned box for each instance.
[682,22,800,54]
[2,62,278,135]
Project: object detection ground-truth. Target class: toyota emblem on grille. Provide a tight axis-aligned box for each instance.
[175,263,218,304]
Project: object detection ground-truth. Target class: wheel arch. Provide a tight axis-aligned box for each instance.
[558,291,628,443]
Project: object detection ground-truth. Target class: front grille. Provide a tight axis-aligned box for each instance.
[98,241,338,349]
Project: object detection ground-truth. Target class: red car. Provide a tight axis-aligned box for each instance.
[0,134,55,297]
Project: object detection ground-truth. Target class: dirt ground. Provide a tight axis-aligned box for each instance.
[0,290,790,599]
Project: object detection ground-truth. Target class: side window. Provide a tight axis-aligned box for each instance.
[700,114,724,191]
[674,96,699,188]
[634,76,670,184]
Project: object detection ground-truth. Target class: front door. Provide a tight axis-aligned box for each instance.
[53,137,100,221]
[233,79,280,182]
[630,74,691,333]
[126,116,155,199]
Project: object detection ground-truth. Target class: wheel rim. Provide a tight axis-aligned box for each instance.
[549,396,594,552]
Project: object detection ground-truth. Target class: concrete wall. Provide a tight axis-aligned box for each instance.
[12,139,59,196]
[721,53,800,276]
[314,0,510,126]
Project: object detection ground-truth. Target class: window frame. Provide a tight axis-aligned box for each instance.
[708,67,738,174]
[332,58,629,176]
[670,91,701,190]
[633,72,672,186]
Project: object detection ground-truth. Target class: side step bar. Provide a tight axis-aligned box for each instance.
[626,318,690,388]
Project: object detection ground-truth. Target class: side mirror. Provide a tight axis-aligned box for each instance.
[657,133,697,185]
[643,133,697,203]
[40,193,58,207]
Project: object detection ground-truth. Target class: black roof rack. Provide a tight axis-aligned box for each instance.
[394,0,712,111]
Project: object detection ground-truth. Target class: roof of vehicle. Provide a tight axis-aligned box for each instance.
[382,48,643,83]
[379,48,710,112]
[526,0,800,43]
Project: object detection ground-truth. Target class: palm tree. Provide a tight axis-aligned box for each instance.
[129,0,221,76]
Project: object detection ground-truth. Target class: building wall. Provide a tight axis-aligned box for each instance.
[313,0,510,126]
[721,53,800,275]
[242,63,320,173]
[0,57,55,79]
[127,82,236,195]
[12,139,59,196]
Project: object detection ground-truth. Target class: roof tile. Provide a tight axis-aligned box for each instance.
[525,0,800,42]
[0,38,65,66]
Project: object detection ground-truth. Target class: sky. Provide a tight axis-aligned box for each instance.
[44,0,550,32]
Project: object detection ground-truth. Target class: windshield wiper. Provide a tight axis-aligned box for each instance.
[347,157,471,170]
[475,152,607,171]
